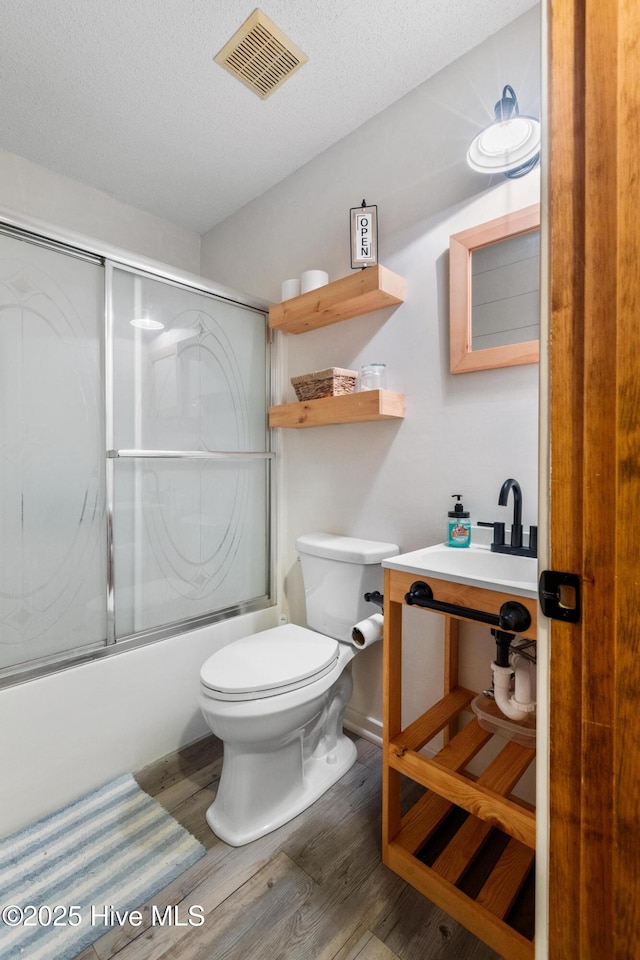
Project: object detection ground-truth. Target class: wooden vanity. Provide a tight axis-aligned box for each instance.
[382,563,537,960]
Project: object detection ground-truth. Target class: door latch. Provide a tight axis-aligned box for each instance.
[538,570,581,623]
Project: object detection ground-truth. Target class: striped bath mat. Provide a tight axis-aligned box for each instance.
[0,774,206,960]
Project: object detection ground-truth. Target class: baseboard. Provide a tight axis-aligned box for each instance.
[343,707,383,747]
[344,707,442,758]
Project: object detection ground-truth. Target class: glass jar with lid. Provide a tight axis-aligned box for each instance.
[358,363,387,391]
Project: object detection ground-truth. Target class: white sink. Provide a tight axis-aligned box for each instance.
[383,543,537,598]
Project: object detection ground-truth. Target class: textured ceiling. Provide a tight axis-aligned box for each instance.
[0,0,538,234]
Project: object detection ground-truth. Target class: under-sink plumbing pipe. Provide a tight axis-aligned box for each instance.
[491,652,536,722]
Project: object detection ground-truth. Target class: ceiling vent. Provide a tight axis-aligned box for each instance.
[214,8,308,100]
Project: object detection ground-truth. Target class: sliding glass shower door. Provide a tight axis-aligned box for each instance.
[0,225,272,682]
[109,266,271,639]
[0,234,106,670]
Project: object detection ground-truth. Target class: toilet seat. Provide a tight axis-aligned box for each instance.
[200,623,340,701]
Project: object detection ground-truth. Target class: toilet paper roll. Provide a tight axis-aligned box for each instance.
[300,269,329,294]
[350,613,384,649]
[281,278,301,301]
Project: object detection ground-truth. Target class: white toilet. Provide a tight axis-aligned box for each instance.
[199,532,399,846]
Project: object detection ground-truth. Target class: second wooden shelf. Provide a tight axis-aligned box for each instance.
[269,389,405,428]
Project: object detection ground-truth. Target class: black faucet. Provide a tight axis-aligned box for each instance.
[478,478,537,557]
[499,478,523,548]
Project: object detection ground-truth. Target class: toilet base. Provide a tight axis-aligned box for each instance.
[206,732,357,846]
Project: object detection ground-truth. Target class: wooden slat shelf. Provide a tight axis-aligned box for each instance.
[387,711,536,959]
[386,843,534,960]
[269,389,405,428]
[393,686,475,753]
[476,838,535,918]
[268,264,405,334]
[389,715,536,850]
[383,568,537,960]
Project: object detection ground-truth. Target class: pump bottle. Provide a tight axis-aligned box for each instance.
[447,494,471,548]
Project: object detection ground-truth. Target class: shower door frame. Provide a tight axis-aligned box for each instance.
[0,209,277,687]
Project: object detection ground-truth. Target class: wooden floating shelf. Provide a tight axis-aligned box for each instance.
[269,389,405,429]
[268,264,405,334]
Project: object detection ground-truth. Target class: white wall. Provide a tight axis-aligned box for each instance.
[0,147,201,274]
[201,7,541,744]
[0,157,280,835]
[0,609,278,835]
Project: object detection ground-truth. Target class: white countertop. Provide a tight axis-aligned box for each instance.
[382,542,538,599]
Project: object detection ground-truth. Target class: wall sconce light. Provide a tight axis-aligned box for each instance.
[467,85,540,179]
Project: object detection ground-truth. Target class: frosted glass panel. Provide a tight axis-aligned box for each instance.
[113,459,268,637]
[0,235,106,669]
[0,233,271,681]
[112,270,268,452]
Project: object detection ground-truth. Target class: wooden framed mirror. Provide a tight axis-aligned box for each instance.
[449,203,541,373]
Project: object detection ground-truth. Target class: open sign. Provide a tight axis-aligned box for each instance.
[350,202,378,268]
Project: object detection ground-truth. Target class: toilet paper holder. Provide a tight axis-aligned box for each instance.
[364,590,384,610]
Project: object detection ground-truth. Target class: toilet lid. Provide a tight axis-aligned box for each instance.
[200,623,340,699]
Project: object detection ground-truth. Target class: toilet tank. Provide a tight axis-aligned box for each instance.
[296,533,399,642]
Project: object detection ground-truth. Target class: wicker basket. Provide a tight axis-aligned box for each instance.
[291,367,358,401]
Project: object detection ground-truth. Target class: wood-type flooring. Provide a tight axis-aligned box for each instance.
[73,733,501,960]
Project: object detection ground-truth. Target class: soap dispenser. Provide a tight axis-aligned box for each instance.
[447,494,471,548]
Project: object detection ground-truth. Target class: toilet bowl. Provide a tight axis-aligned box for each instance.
[199,532,399,846]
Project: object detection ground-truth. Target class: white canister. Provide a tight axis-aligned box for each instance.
[281,278,301,301]
[300,270,329,294]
